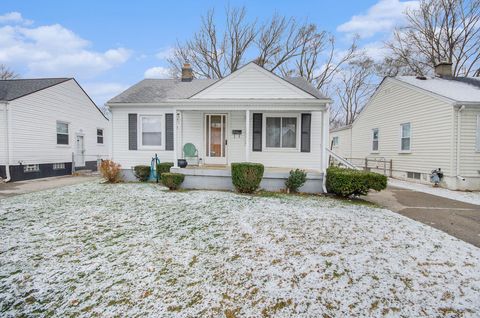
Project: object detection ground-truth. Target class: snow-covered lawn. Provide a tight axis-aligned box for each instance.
[1,182,479,317]
[388,178,480,206]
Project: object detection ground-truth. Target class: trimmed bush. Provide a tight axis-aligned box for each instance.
[326,167,387,197]
[156,162,174,175]
[161,173,185,190]
[285,169,307,193]
[134,165,151,182]
[231,162,264,193]
[99,160,122,183]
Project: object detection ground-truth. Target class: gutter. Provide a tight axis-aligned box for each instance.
[322,104,330,193]
[2,101,11,182]
[456,105,465,181]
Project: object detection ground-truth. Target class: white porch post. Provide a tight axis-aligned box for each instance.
[173,109,178,167]
[321,105,330,192]
[245,109,250,162]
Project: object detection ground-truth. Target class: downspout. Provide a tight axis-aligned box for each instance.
[2,101,11,182]
[322,104,330,193]
[456,105,465,181]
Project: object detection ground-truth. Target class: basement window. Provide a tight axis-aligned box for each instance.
[24,164,40,173]
[53,163,65,170]
[407,171,421,180]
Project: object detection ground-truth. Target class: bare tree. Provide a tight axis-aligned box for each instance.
[387,0,480,76]
[0,64,19,80]
[335,57,376,125]
[168,7,358,93]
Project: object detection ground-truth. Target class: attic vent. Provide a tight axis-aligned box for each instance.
[416,76,427,80]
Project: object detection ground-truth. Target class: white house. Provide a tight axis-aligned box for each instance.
[330,63,480,191]
[107,62,331,192]
[0,78,109,182]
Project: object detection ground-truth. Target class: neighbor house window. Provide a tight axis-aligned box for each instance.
[332,136,339,146]
[53,163,65,170]
[24,164,39,172]
[372,128,379,152]
[140,115,163,147]
[97,129,104,144]
[265,116,297,148]
[56,122,69,145]
[400,123,411,151]
[407,171,421,180]
[476,114,480,152]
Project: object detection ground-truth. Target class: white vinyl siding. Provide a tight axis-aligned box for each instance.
[456,109,480,177]
[330,127,352,159]
[350,78,454,176]
[476,114,480,152]
[400,123,411,152]
[5,80,109,165]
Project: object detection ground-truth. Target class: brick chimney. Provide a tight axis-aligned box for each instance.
[434,62,453,77]
[181,63,193,82]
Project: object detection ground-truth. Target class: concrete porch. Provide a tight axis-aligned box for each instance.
[170,165,324,193]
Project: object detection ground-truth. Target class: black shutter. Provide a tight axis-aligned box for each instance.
[252,113,262,152]
[128,113,137,150]
[165,113,174,151]
[301,113,311,152]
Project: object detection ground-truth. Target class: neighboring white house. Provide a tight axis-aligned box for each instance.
[0,78,109,182]
[107,62,331,192]
[330,63,480,191]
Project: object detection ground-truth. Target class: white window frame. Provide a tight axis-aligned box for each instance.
[24,164,40,172]
[476,114,480,152]
[332,136,339,147]
[97,128,104,145]
[262,113,301,152]
[138,114,164,150]
[371,128,379,153]
[400,122,411,153]
[56,121,69,146]
[53,163,65,170]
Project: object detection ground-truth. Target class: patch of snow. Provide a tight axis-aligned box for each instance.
[0,182,479,317]
[389,178,480,206]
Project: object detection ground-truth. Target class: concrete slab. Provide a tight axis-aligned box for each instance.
[366,186,480,247]
[0,175,99,199]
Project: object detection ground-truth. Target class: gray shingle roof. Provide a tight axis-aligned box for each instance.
[108,79,218,103]
[108,75,327,103]
[0,78,71,101]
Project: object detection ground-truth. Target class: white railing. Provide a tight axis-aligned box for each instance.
[326,148,361,170]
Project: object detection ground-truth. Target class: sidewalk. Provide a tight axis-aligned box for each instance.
[0,175,99,199]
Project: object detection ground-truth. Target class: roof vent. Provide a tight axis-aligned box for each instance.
[181,63,193,82]
[416,76,427,80]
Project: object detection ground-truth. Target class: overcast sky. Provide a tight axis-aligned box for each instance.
[0,0,418,106]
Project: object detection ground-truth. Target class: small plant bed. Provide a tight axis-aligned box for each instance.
[1,182,479,317]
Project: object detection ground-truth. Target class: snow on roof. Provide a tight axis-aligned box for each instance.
[395,76,480,103]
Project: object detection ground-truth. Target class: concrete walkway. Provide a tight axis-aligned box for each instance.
[366,186,480,247]
[0,175,99,199]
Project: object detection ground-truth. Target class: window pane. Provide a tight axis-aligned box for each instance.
[402,123,410,138]
[282,117,297,148]
[373,129,378,140]
[97,129,103,136]
[401,137,410,151]
[97,136,104,144]
[373,140,379,151]
[142,116,162,133]
[57,134,68,145]
[266,117,281,147]
[142,132,162,146]
[57,122,68,134]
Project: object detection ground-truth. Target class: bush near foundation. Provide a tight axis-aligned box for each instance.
[231,162,264,193]
[156,162,174,175]
[161,173,185,190]
[134,165,151,182]
[99,160,122,183]
[326,167,387,197]
[285,169,307,193]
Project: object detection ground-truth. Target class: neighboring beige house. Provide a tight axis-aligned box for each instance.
[330,63,480,191]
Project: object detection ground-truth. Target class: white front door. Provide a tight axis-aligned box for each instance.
[75,135,86,167]
[205,114,227,165]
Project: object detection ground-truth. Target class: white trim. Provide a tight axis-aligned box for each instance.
[138,114,165,151]
[96,127,105,145]
[245,110,250,162]
[476,114,480,152]
[262,113,301,152]
[56,120,70,145]
[107,100,329,108]
[173,110,177,167]
[371,128,379,153]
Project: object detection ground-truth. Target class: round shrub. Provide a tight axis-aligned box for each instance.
[99,160,122,183]
[156,162,174,175]
[161,172,185,190]
[285,169,307,193]
[326,167,387,197]
[231,162,264,193]
[134,165,151,182]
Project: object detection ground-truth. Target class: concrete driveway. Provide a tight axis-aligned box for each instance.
[0,175,99,199]
[366,186,480,247]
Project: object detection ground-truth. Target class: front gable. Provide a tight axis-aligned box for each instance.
[190,62,315,99]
